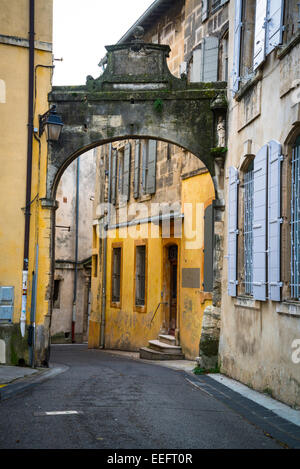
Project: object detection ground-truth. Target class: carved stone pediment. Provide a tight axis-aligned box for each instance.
[87,42,186,92]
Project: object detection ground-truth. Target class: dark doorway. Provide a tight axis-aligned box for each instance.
[168,245,178,335]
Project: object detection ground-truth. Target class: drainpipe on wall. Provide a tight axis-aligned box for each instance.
[100,144,112,348]
[72,157,80,343]
[21,0,35,338]
[29,244,38,368]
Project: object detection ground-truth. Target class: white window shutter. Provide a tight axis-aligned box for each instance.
[268,140,283,301]
[253,0,268,70]
[203,36,219,82]
[123,143,131,202]
[266,0,284,55]
[111,149,117,205]
[232,0,243,93]
[191,47,203,83]
[228,167,239,297]
[202,0,208,22]
[134,140,140,199]
[146,140,157,194]
[253,145,268,301]
[142,142,147,194]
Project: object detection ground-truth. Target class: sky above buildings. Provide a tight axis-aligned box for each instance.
[53,0,154,86]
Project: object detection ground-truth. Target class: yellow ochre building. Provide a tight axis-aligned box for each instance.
[0,1,54,365]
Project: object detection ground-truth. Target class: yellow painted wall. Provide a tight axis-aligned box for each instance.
[96,171,215,359]
[104,229,162,351]
[180,172,215,359]
[0,1,53,362]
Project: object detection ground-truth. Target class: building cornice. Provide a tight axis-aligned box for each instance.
[0,34,52,52]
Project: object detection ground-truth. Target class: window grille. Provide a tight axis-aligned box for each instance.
[112,248,121,303]
[135,245,146,306]
[244,162,254,295]
[291,136,300,300]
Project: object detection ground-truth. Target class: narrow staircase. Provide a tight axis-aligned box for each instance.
[140,334,185,360]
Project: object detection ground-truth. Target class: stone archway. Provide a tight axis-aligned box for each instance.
[41,39,227,367]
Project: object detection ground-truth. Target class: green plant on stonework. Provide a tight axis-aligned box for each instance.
[193,364,220,375]
[210,146,228,154]
[153,99,163,113]
[263,387,274,398]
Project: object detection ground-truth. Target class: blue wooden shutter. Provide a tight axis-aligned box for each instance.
[228,167,239,297]
[111,149,117,205]
[123,143,131,201]
[0,287,14,322]
[134,140,140,199]
[142,142,147,194]
[268,140,283,301]
[146,140,157,195]
[202,0,208,22]
[203,36,219,82]
[253,0,268,70]
[253,145,268,301]
[232,0,243,93]
[266,0,284,55]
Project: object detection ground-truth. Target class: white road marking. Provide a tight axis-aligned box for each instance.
[34,410,83,416]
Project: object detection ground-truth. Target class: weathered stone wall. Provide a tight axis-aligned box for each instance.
[219,2,300,407]
[51,149,95,343]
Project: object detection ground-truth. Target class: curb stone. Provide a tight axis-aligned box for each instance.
[0,364,68,401]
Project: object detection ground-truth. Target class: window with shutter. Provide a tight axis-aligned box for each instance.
[228,167,239,297]
[190,47,203,83]
[135,245,146,307]
[291,136,300,300]
[253,144,268,301]
[134,140,140,199]
[265,0,285,55]
[244,161,254,295]
[146,140,157,194]
[0,287,14,322]
[111,149,117,205]
[203,36,219,82]
[267,140,283,301]
[220,32,229,81]
[111,247,122,304]
[253,0,267,70]
[118,150,124,195]
[123,143,131,202]
[202,0,209,22]
[142,142,147,194]
[232,0,243,93]
[142,140,157,195]
[190,37,219,83]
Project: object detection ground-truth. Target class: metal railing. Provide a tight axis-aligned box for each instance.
[150,302,168,326]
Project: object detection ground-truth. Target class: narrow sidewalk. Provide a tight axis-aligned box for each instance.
[0,364,67,401]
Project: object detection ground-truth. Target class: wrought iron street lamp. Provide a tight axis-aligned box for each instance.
[39,105,63,141]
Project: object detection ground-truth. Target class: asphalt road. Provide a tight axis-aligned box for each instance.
[0,344,282,449]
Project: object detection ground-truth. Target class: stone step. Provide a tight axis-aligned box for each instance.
[139,347,185,361]
[158,334,176,346]
[148,339,183,355]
